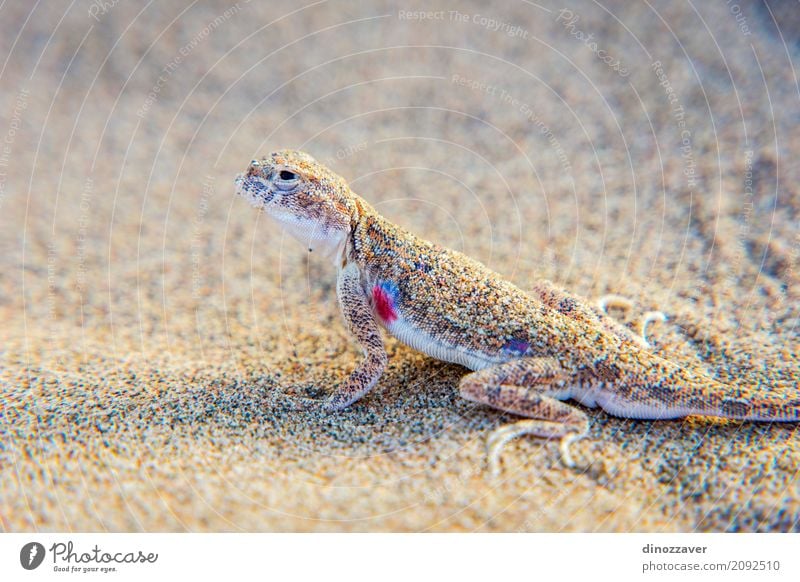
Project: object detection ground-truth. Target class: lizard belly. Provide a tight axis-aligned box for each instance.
[382,316,507,371]
[368,280,508,370]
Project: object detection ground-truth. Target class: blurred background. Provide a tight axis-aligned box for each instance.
[1,0,798,532]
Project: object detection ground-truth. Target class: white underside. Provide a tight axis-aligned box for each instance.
[574,384,703,419]
[382,317,508,372]
[382,316,704,420]
[235,174,346,259]
[593,393,696,419]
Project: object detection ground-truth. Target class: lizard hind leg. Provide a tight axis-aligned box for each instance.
[533,280,650,349]
[596,292,668,349]
[458,357,589,475]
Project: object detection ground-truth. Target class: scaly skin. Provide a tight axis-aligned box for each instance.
[235,150,800,474]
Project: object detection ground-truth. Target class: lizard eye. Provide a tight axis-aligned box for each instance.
[274,169,300,191]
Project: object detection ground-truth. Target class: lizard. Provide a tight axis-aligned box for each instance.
[234,149,800,474]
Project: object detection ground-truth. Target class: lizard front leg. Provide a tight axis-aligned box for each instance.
[459,357,589,475]
[323,261,388,411]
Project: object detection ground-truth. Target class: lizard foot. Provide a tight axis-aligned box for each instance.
[459,357,589,476]
[597,293,667,348]
[281,376,383,414]
[487,422,586,476]
[280,392,326,413]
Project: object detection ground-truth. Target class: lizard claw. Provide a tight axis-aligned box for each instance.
[281,395,322,412]
[277,385,327,413]
[596,294,634,314]
[558,432,583,468]
[641,310,667,348]
[598,294,667,349]
[486,425,586,476]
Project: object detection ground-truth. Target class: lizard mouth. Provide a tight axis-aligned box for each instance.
[234,173,275,208]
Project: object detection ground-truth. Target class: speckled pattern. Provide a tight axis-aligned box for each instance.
[1,0,799,532]
[237,149,800,472]
[241,150,800,428]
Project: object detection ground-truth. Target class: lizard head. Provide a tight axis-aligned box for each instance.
[234,149,356,257]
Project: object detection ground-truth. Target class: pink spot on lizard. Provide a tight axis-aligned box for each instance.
[372,281,399,323]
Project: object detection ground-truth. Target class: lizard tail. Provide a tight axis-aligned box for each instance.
[613,350,800,422]
[716,389,800,422]
[669,366,800,422]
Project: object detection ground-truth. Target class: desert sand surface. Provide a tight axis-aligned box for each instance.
[1,0,799,531]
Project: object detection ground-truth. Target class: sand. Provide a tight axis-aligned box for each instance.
[1,0,798,532]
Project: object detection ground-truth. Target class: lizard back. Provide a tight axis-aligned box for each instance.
[348,209,581,370]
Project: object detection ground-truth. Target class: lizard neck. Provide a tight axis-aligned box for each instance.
[336,189,380,269]
[346,198,407,269]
